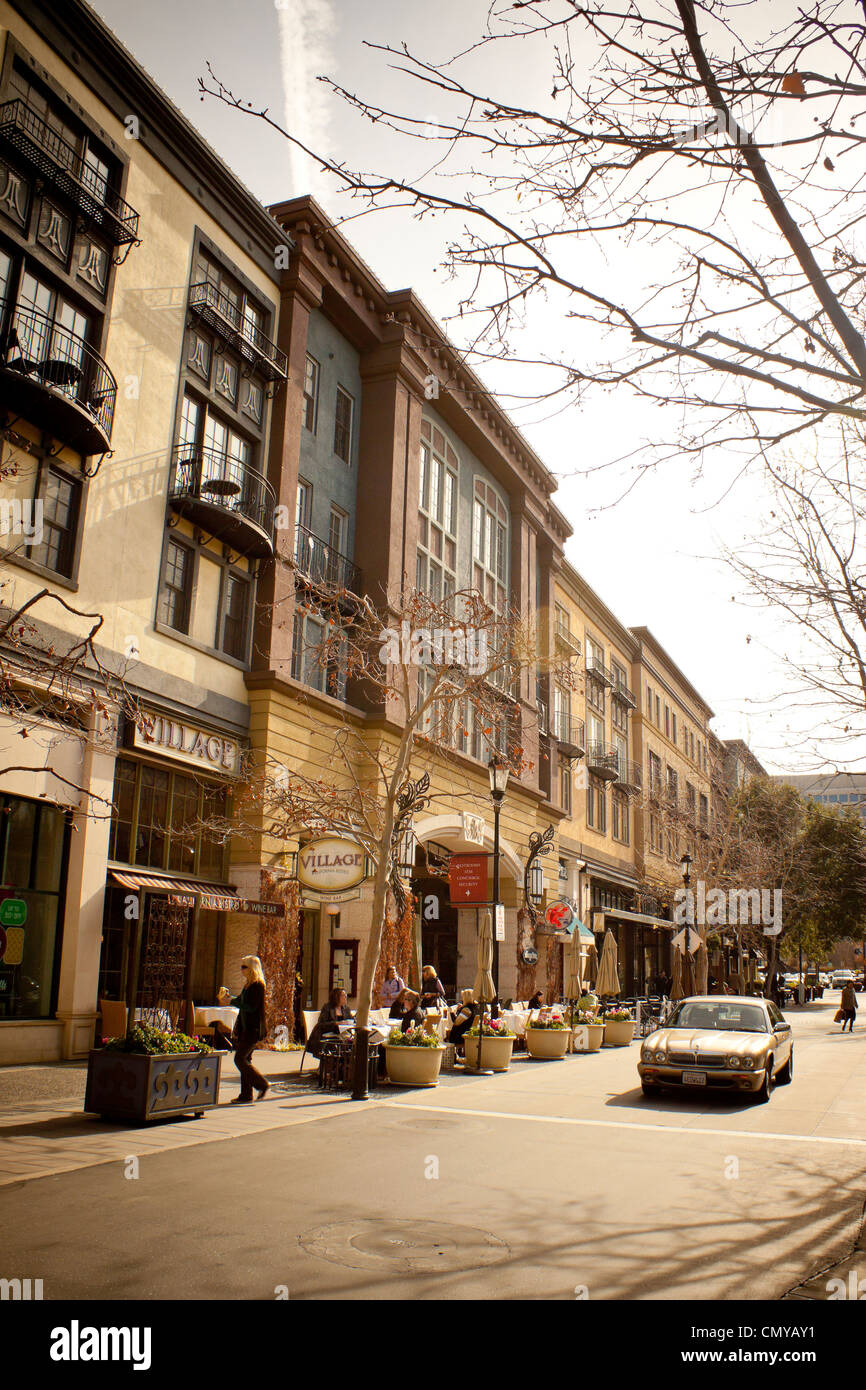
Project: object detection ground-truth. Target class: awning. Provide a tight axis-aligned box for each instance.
[593,907,674,932]
[110,870,237,896]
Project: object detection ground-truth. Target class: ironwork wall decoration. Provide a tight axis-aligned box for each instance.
[522,823,555,929]
[389,771,430,919]
[139,897,190,1024]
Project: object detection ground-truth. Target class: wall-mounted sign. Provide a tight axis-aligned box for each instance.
[522,946,538,966]
[168,893,285,916]
[302,890,361,908]
[494,903,506,942]
[0,925,24,964]
[296,837,367,895]
[449,853,489,903]
[0,898,26,927]
[461,812,485,846]
[542,900,576,935]
[132,709,242,777]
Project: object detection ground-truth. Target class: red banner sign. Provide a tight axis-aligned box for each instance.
[448,853,489,903]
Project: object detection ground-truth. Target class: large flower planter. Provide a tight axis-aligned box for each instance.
[384,1044,445,1087]
[463,1035,515,1072]
[525,1027,571,1060]
[572,1023,605,1053]
[603,1020,635,1047]
[84,1049,222,1123]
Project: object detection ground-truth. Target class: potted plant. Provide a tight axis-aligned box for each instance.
[525,1007,572,1059]
[601,1006,635,1047]
[84,1023,221,1123]
[464,1014,516,1072]
[571,1009,605,1053]
[383,1026,445,1087]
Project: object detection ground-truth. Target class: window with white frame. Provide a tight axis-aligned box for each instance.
[417,418,458,601]
[472,476,508,613]
[334,385,354,463]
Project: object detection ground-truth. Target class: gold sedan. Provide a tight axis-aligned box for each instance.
[638,995,793,1103]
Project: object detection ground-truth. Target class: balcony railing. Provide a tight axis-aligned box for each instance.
[610,675,636,709]
[0,99,139,247]
[555,619,580,653]
[188,282,287,382]
[614,757,642,794]
[294,523,361,593]
[0,304,116,454]
[552,710,586,758]
[585,741,619,780]
[586,656,612,688]
[168,443,276,558]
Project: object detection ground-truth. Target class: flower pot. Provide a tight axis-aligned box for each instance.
[603,1019,634,1047]
[572,1023,605,1053]
[463,1034,515,1072]
[525,1026,571,1059]
[84,1049,222,1122]
[384,1044,445,1087]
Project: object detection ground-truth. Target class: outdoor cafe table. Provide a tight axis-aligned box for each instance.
[194,1006,239,1029]
[500,1008,530,1037]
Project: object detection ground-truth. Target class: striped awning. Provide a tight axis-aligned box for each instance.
[593,907,674,932]
[109,870,236,896]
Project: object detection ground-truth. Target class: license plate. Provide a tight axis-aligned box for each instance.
[682,1070,707,1086]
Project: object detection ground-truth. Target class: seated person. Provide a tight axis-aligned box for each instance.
[306,988,354,1058]
[527,990,544,1010]
[389,987,409,1019]
[398,989,426,1033]
[447,989,477,1049]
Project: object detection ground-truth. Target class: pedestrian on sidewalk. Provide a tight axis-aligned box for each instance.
[840,981,858,1032]
[230,956,269,1103]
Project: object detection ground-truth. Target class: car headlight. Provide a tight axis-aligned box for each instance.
[654,1050,666,1064]
[740,1056,756,1071]
[727,1055,740,1069]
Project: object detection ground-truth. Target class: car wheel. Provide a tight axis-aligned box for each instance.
[753,1068,772,1103]
[777,1048,793,1085]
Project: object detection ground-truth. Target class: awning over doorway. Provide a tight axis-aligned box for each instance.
[109,870,237,896]
[592,907,674,932]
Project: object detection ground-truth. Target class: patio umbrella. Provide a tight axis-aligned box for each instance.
[470,911,496,1072]
[564,937,584,1045]
[695,937,709,995]
[670,948,685,1001]
[596,929,620,998]
[682,947,697,998]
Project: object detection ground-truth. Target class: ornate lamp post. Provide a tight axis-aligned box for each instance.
[680,852,693,954]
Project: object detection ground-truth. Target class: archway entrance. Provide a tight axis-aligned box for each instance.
[413,874,459,999]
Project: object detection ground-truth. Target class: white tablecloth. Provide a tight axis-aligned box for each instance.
[194,1006,239,1027]
[500,1008,530,1037]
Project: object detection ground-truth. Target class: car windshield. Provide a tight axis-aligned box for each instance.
[667,1001,769,1033]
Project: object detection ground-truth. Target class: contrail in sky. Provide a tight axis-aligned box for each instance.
[277,0,336,201]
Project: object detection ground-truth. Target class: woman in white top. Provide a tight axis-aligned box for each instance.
[380,963,405,1010]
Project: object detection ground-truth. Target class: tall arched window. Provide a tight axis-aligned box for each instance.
[417,419,458,601]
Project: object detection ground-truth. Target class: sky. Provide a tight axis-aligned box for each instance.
[90,0,847,775]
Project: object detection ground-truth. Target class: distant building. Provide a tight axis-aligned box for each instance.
[773,771,866,821]
[722,739,768,790]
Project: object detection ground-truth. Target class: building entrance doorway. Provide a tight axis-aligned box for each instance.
[413,875,458,1000]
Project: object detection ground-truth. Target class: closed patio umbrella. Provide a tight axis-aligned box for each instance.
[671,948,684,1002]
[682,943,697,997]
[470,911,496,1073]
[596,929,620,998]
[564,937,583,1047]
[585,940,599,988]
[695,937,709,994]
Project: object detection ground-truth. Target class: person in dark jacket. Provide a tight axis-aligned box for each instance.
[398,989,426,1033]
[306,988,354,1058]
[420,964,446,1008]
[389,987,409,1019]
[528,990,544,1010]
[447,989,477,1049]
[841,980,858,1032]
[230,956,269,1104]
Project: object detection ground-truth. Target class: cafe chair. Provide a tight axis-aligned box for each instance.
[98,998,128,1040]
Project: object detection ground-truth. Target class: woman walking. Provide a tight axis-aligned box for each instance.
[840,979,858,1033]
[230,955,269,1103]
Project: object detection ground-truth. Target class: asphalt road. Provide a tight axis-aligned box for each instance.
[2,995,864,1301]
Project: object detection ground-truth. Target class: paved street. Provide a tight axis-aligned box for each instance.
[1,996,864,1300]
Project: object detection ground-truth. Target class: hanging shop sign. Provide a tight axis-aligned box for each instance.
[296,837,367,895]
[302,889,361,908]
[537,899,576,936]
[168,893,285,916]
[494,903,506,942]
[522,946,539,966]
[448,853,489,903]
[131,708,242,777]
[461,812,486,847]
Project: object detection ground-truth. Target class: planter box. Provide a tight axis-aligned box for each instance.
[572,1023,605,1053]
[603,1019,634,1047]
[463,1034,515,1072]
[525,1026,571,1060]
[384,1044,445,1087]
[84,1049,222,1122]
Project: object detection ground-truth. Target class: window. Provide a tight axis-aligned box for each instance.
[472,476,509,613]
[667,766,678,801]
[649,810,662,853]
[612,692,628,732]
[28,465,80,576]
[0,795,68,1019]
[218,572,250,662]
[334,386,354,463]
[586,777,594,828]
[418,420,458,600]
[291,610,348,701]
[158,539,193,633]
[559,758,572,815]
[672,712,678,745]
[178,393,256,499]
[664,704,670,738]
[328,506,347,559]
[655,694,661,726]
[296,479,312,532]
[303,356,319,433]
[612,793,629,845]
[648,751,662,794]
[108,756,228,878]
[646,685,652,719]
[597,780,607,834]
[699,793,709,824]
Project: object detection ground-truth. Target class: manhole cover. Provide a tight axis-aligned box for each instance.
[299,1219,510,1273]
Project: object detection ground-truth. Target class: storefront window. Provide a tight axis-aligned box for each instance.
[0,796,69,1020]
[109,758,228,879]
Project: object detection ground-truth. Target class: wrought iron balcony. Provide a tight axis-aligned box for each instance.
[0,99,139,247]
[552,710,586,758]
[188,282,287,382]
[168,443,276,558]
[610,675,636,709]
[555,619,580,654]
[0,305,116,455]
[614,757,642,794]
[586,656,612,687]
[585,741,619,781]
[294,523,361,593]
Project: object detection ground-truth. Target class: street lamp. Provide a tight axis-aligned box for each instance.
[488,756,510,909]
[680,852,693,953]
